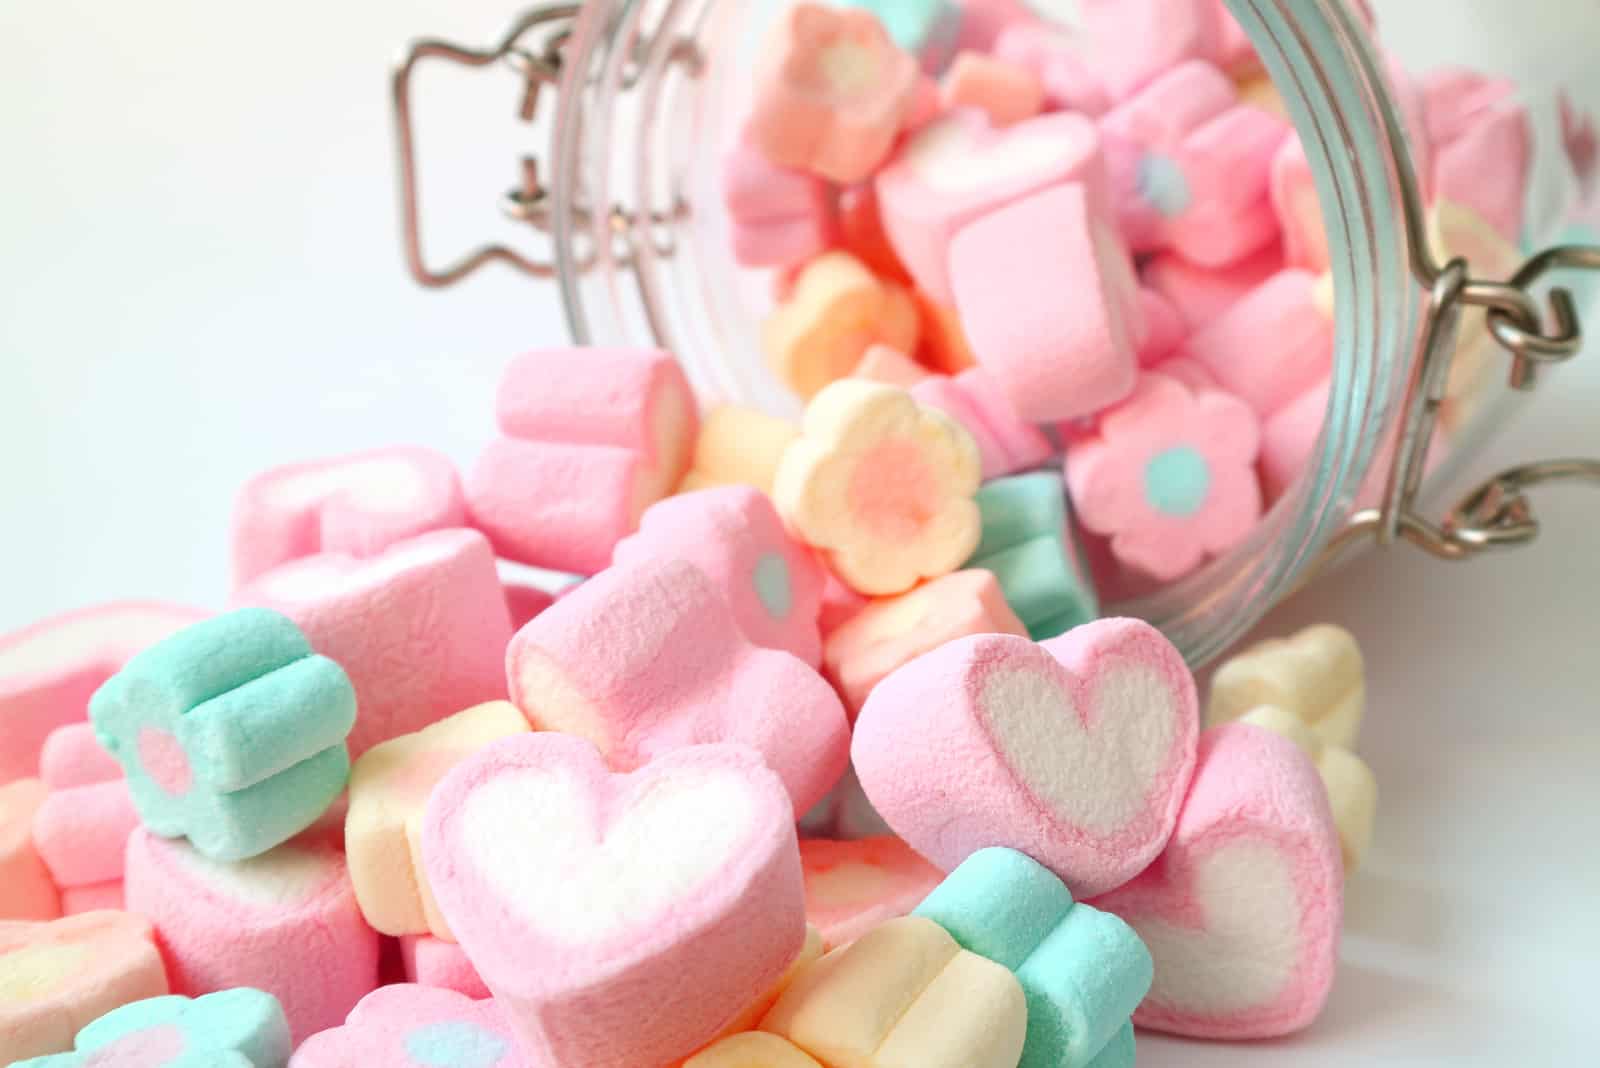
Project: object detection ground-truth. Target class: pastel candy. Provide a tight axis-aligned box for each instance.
[763,253,920,401]
[233,529,512,760]
[951,182,1143,424]
[15,988,291,1068]
[1426,199,1524,433]
[1084,1024,1135,1068]
[31,780,139,889]
[1181,269,1334,417]
[800,837,943,950]
[910,369,1052,480]
[941,52,1044,126]
[397,935,489,1000]
[59,885,123,917]
[0,912,169,1063]
[1140,243,1282,329]
[1259,380,1328,502]
[967,472,1099,641]
[724,135,834,270]
[759,915,1026,1068]
[230,447,466,587]
[123,827,380,1044]
[1089,724,1343,1039]
[1422,68,1532,243]
[508,558,849,815]
[679,407,800,497]
[684,1032,823,1068]
[1271,137,1328,272]
[38,723,120,789]
[1136,287,1186,367]
[614,487,826,667]
[853,619,1199,898]
[346,701,530,938]
[914,848,1150,1068]
[992,25,1111,117]
[89,608,355,862]
[423,736,808,1068]
[289,984,527,1068]
[850,345,932,389]
[910,291,978,374]
[502,580,555,632]
[836,0,963,73]
[468,348,698,574]
[877,108,1108,305]
[689,927,825,1061]
[0,603,206,784]
[1208,624,1364,751]
[822,570,1026,719]
[749,4,921,184]
[774,381,982,597]
[955,0,1036,54]
[0,780,59,921]
[1240,706,1378,871]
[1077,0,1220,102]
[836,185,914,287]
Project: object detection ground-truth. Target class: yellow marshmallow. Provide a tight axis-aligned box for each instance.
[850,346,932,389]
[1208,623,1364,751]
[684,1032,824,1068]
[764,253,921,400]
[678,407,801,497]
[1240,705,1378,872]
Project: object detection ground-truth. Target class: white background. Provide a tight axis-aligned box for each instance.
[2,1,1597,1064]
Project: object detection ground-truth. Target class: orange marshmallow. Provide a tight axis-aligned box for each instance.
[764,253,922,400]
[851,346,934,389]
[801,837,944,950]
[941,52,1046,127]
[679,407,801,497]
[0,781,58,922]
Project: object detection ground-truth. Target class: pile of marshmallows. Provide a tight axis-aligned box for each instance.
[731,0,1534,595]
[0,0,1541,1064]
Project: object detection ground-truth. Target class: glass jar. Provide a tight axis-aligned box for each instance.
[394,0,1600,665]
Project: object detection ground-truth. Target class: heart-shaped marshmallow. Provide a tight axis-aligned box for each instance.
[852,618,1198,898]
[1088,723,1343,1039]
[422,735,807,1068]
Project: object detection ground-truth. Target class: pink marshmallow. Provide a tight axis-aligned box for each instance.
[230,447,465,588]
[911,371,1051,481]
[955,0,1037,54]
[0,603,207,784]
[992,24,1111,116]
[0,779,59,921]
[1181,269,1333,417]
[1212,0,1258,75]
[1149,354,1221,393]
[612,487,827,668]
[1270,137,1327,272]
[853,618,1199,898]
[38,722,120,789]
[469,348,698,575]
[232,529,513,759]
[1090,724,1342,1039]
[507,557,850,817]
[950,182,1143,424]
[724,134,835,269]
[1141,243,1284,329]
[801,836,944,950]
[877,108,1108,306]
[422,735,808,1068]
[291,984,529,1068]
[1078,0,1221,103]
[940,51,1044,127]
[1260,379,1329,502]
[818,574,870,637]
[1137,287,1187,367]
[31,779,138,889]
[397,934,490,1000]
[1423,68,1531,242]
[502,580,556,632]
[59,882,123,915]
[124,826,380,1044]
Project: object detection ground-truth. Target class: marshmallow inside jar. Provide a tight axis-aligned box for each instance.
[536,0,1595,667]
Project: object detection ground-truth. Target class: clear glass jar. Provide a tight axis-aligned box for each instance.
[404,0,1600,665]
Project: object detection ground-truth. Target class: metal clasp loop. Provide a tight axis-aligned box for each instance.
[391,5,578,287]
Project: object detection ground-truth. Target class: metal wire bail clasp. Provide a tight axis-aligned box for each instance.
[392,4,578,287]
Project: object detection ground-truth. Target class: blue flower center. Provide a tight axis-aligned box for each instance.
[753,552,793,619]
[1145,447,1211,517]
[404,1022,510,1068]
[1137,154,1191,219]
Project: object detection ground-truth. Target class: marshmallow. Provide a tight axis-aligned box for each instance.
[763,253,921,401]
[396,935,489,1001]
[1212,0,1258,75]
[910,291,979,375]
[823,570,1026,719]
[1066,373,1262,582]
[1423,68,1532,243]
[232,530,512,760]
[851,345,933,389]
[1240,706,1378,871]
[915,848,1151,1068]
[89,608,355,862]
[502,580,555,632]
[16,988,290,1068]
[31,780,138,890]
[775,381,982,597]
[800,837,943,950]
[1427,199,1524,434]
[853,618,1199,898]
[38,724,119,789]
[951,182,1143,424]
[59,885,123,916]
[346,701,530,938]
[968,472,1099,641]
[724,135,835,270]
[0,603,206,784]
[679,407,800,497]
[911,369,1052,480]
[1271,137,1328,272]
[1077,0,1220,103]
[123,827,380,1044]
[1208,623,1365,752]
[1140,243,1283,329]
[230,447,465,588]
[690,926,825,1060]
[684,1032,824,1068]
[1089,723,1343,1039]
[1260,379,1328,503]
[1136,287,1187,367]
[992,25,1111,117]
[836,0,962,74]
[468,348,698,574]
[289,984,526,1068]
[759,916,1026,1068]
[508,558,849,815]
[1181,269,1334,417]
[836,184,914,287]
[941,52,1044,126]
[0,912,168,1064]
[423,736,808,1068]
[614,487,826,667]
[955,0,1036,54]
[877,109,1108,305]
[0,780,59,921]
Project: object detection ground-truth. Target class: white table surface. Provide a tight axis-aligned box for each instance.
[2,2,1596,1064]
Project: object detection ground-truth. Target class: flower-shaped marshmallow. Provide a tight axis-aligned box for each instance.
[775,380,982,597]
[1065,372,1261,582]
[289,984,527,1068]
[749,3,921,184]
[89,608,356,862]
[15,989,291,1068]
